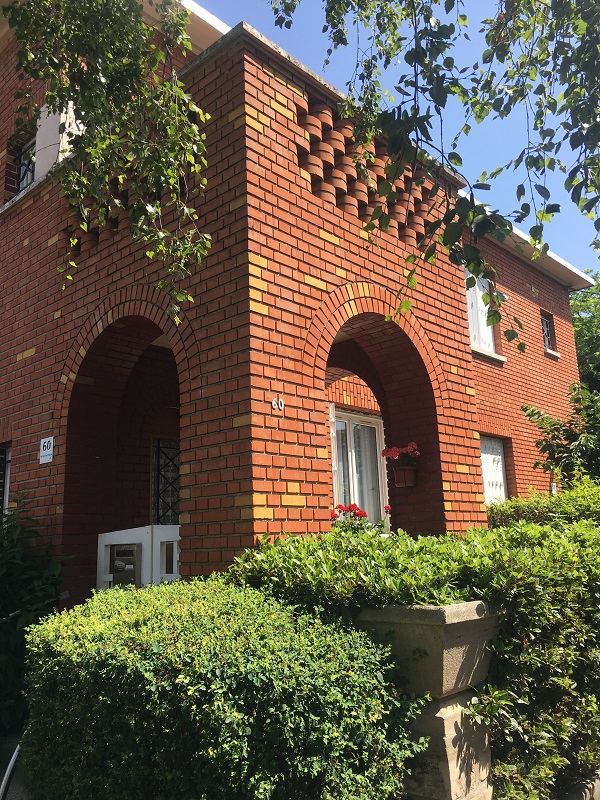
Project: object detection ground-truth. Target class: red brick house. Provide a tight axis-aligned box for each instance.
[0,4,592,604]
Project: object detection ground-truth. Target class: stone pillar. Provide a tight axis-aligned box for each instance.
[353,601,498,800]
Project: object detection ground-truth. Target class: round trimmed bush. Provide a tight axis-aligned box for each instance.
[22,577,426,800]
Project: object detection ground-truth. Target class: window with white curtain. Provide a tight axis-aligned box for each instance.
[465,267,495,353]
[330,406,387,521]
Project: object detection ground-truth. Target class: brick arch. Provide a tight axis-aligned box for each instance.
[302,282,449,409]
[53,284,200,437]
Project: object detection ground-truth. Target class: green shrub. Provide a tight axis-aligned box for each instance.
[0,505,61,734]
[487,476,600,527]
[230,522,600,800]
[22,577,427,800]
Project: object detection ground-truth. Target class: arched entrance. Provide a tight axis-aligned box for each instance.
[62,316,180,603]
[325,313,445,534]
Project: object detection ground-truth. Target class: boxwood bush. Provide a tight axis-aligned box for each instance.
[22,577,427,800]
[487,476,600,528]
[230,520,600,800]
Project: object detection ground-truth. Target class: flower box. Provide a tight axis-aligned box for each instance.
[393,465,417,487]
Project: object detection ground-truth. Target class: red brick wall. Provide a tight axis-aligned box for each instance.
[0,25,584,598]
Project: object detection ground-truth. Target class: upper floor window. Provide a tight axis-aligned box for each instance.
[465,268,495,353]
[541,311,558,354]
[17,139,35,193]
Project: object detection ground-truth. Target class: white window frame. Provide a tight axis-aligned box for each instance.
[330,405,388,521]
[465,267,496,354]
[480,436,508,505]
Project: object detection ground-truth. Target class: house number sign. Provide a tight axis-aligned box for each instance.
[271,397,285,411]
[40,436,54,464]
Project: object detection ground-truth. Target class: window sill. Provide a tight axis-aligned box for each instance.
[544,348,560,359]
[471,346,507,364]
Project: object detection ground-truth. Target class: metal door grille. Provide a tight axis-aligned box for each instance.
[152,439,179,524]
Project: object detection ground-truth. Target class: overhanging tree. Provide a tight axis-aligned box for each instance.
[3,0,210,323]
[3,0,599,332]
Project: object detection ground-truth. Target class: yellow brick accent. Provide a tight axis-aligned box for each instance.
[275,91,289,105]
[249,300,269,316]
[179,513,191,524]
[270,99,294,120]
[347,285,355,300]
[23,238,29,247]
[233,414,252,428]
[248,253,268,268]
[235,494,267,507]
[0,149,6,160]
[249,275,269,292]
[180,488,191,500]
[299,168,311,183]
[319,229,340,246]
[317,448,329,459]
[47,234,59,247]
[60,373,68,384]
[241,507,274,520]
[249,288,263,302]
[229,195,247,212]
[450,365,458,374]
[281,495,307,507]
[53,310,61,320]
[304,275,327,291]
[248,265,263,279]
[456,464,470,474]
[346,300,359,317]
[465,387,476,396]
[335,267,347,279]
[475,493,485,502]
[443,482,451,492]
[21,198,32,209]
[444,502,453,511]
[235,116,264,134]
[16,347,36,362]
[359,229,369,240]
[228,105,245,122]
[286,482,300,494]
[357,282,370,298]
[97,321,104,334]
[78,346,86,358]
[473,431,481,439]
[180,463,191,474]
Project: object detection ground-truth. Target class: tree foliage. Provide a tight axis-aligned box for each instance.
[523,385,600,483]
[273,0,600,340]
[570,271,600,391]
[3,0,210,322]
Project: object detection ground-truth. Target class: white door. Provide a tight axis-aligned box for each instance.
[480,436,508,504]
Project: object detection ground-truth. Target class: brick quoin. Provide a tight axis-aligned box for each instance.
[0,17,590,603]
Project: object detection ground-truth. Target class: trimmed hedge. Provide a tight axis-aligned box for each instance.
[487,477,600,528]
[230,520,600,800]
[22,577,427,800]
[0,506,61,734]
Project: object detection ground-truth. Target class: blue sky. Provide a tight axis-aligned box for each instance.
[196,0,598,276]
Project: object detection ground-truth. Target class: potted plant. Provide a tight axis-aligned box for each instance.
[382,442,420,487]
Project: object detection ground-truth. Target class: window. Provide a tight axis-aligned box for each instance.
[480,436,508,505]
[541,311,557,353]
[152,439,179,524]
[16,139,35,193]
[330,406,388,521]
[0,444,11,514]
[465,268,495,353]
